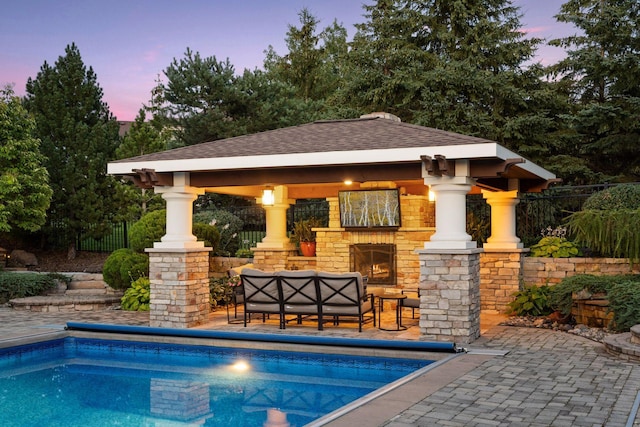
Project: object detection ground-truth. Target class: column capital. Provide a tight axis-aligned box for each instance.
[482,190,523,250]
[482,189,519,204]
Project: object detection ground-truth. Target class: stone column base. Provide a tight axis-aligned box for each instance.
[418,249,482,344]
[147,248,212,328]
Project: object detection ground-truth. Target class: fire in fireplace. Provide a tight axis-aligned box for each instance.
[350,244,396,287]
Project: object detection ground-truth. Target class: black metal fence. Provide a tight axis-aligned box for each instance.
[77,222,129,252]
[70,183,636,253]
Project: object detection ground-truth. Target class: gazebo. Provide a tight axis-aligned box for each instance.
[108,112,557,343]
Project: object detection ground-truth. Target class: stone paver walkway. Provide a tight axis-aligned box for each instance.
[1,306,639,426]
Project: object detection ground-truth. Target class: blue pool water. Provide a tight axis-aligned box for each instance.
[0,338,432,426]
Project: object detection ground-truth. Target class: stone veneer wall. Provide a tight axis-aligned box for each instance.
[147,249,211,328]
[480,250,527,312]
[419,249,482,344]
[522,257,640,287]
[314,195,435,288]
[252,248,297,272]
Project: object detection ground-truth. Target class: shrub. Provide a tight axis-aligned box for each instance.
[121,277,150,311]
[582,184,640,210]
[548,274,638,315]
[0,272,68,304]
[507,284,553,316]
[192,222,221,250]
[102,248,149,290]
[194,210,243,256]
[568,184,640,262]
[530,236,582,258]
[607,279,640,331]
[209,276,235,308]
[235,248,253,258]
[129,209,166,253]
[466,211,490,245]
[568,209,640,261]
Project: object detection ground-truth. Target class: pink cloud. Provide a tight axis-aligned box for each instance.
[519,26,550,35]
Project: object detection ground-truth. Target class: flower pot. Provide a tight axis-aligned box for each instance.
[299,242,316,257]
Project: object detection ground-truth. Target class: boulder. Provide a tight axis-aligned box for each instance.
[8,249,38,267]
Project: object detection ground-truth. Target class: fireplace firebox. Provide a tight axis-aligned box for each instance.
[350,244,396,287]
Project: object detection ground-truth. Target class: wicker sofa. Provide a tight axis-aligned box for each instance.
[240,268,376,332]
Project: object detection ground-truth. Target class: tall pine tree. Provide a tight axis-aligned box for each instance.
[115,109,166,219]
[549,0,640,182]
[264,8,349,104]
[25,43,121,258]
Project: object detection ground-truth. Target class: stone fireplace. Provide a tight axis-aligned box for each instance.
[269,193,436,289]
[307,194,436,290]
[350,244,396,286]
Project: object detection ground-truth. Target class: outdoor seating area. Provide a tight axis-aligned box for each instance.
[239,268,376,332]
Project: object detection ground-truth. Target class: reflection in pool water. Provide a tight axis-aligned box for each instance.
[0,338,432,426]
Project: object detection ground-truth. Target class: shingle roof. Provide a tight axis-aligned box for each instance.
[111,116,494,164]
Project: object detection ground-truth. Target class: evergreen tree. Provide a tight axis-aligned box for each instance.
[264,8,349,103]
[339,0,564,159]
[549,0,640,181]
[0,85,52,234]
[157,48,320,147]
[24,43,121,258]
[158,48,244,146]
[115,109,167,219]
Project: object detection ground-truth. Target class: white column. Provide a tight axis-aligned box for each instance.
[154,172,205,249]
[482,190,523,250]
[256,185,294,249]
[423,177,476,250]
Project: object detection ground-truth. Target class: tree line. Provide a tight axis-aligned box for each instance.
[1,0,638,258]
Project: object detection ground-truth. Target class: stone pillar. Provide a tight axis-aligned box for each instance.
[482,190,523,250]
[150,379,211,422]
[148,173,211,329]
[418,248,482,344]
[147,248,212,328]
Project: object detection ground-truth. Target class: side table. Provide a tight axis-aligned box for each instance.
[377,293,407,331]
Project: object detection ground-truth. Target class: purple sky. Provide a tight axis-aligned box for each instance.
[1,0,575,121]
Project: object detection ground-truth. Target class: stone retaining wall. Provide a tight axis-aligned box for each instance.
[522,257,640,287]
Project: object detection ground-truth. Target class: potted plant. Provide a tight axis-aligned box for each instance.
[291,218,322,256]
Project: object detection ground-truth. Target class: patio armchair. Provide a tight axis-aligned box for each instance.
[401,289,420,319]
[240,268,283,328]
[317,271,375,332]
[226,263,254,323]
[278,270,322,330]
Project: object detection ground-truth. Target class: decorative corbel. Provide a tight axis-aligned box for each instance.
[500,158,525,176]
[421,154,454,177]
[126,168,172,189]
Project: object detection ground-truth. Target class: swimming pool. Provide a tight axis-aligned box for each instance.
[0,333,445,427]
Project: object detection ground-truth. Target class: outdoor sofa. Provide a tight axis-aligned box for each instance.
[239,268,376,332]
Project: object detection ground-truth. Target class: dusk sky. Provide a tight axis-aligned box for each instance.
[1,0,576,121]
